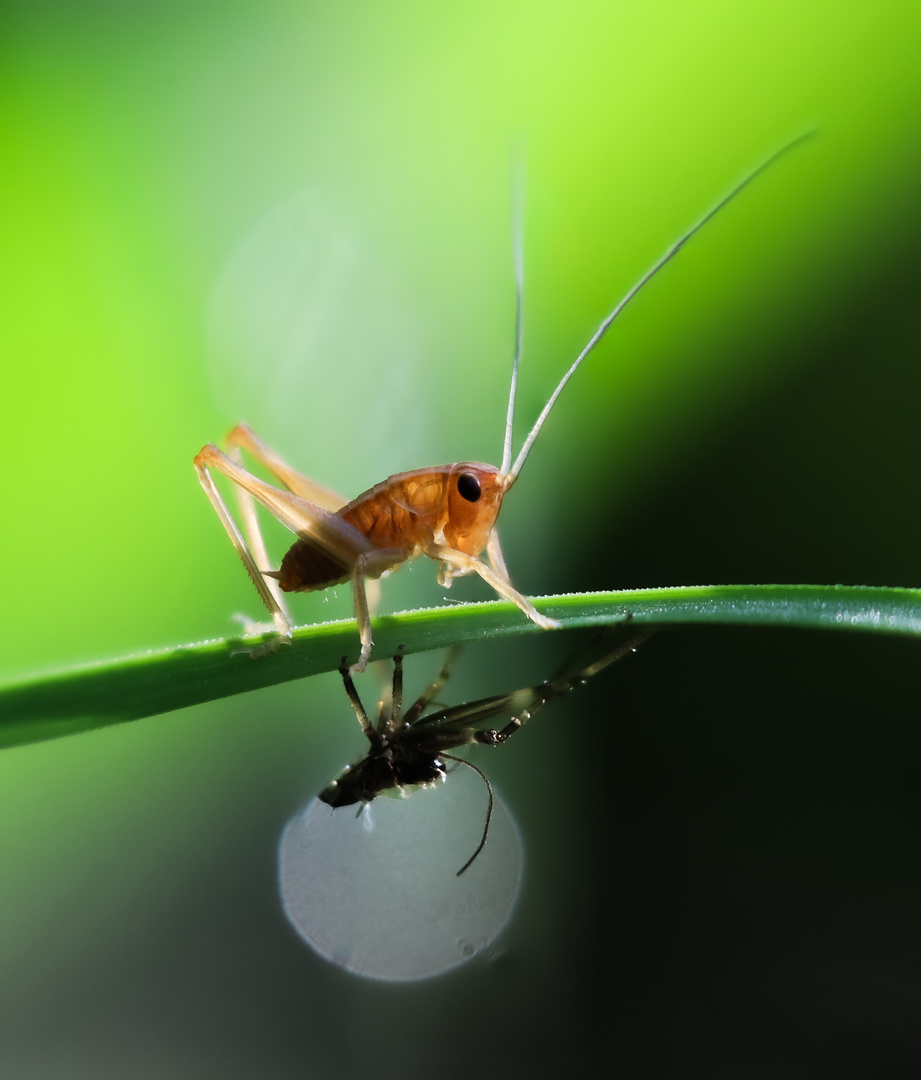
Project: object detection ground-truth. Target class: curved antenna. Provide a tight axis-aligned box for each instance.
[504,131,815,487]
[441,752,495,876]
[500,155,527,477]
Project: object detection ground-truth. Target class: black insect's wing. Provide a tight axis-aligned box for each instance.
[400,687,542,753]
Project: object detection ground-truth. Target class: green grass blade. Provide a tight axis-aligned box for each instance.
[1,583,919,750]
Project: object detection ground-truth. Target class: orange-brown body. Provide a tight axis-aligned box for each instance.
[273,463,505,593]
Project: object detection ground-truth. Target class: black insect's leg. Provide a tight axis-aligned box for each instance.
[339,658,381,747]
[402,646,464,726]
[473,705,534,747]
[384,648,404,738]
[568,629,653,682]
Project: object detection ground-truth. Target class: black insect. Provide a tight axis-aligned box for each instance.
[319,631,650,875]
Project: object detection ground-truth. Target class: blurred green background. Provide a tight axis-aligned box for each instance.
[2,0,921,1074]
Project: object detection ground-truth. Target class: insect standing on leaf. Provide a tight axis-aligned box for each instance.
[320,631,651,875]
[195,135,810,671]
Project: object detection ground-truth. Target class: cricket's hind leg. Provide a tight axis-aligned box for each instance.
[195,449,293,652]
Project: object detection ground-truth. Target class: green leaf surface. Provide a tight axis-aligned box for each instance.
[1,584,918,750]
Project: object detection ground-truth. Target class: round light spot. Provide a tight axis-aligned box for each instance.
[279,768,523,981]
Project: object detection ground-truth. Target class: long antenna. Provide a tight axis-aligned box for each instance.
[444,753,494,876]
[501,154,527,477]
[504,131,815,487]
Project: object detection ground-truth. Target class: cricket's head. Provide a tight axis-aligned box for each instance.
[442,462,507,556]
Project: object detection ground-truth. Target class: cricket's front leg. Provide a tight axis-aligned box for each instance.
[485,528,510,583]
[426,543,561,632]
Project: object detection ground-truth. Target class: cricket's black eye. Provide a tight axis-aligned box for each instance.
[457,473,481,502]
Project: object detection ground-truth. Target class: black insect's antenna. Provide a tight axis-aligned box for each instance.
[442,752,495,876]
[503,130,815,488]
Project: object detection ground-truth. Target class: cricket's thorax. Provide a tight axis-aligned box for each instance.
[341,462,505,557]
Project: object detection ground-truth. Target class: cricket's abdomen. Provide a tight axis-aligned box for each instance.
[272,540,352,593]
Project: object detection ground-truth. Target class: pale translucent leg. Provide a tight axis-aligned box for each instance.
[485,528,510,582]
[224,425,350,631]
[350,547,409,673]
[436,526,512,614]
[226,444,292,637]
[195,442,388,662]
[426,543,561,631]
[194,462,292,644]
[195,444,372,558]
[441,529,509,588]
[232,424,380,628]
[227,424,347,510]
